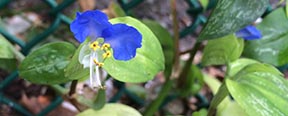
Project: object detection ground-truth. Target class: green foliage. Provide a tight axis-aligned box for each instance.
[219,101,247,116]
[198,0,268,41]
[204,75,247,116]
[192,109,208,116]
[202,34,244,66]
[141,20,175,77]
[244,8,288,66]
[180,65,204,96]
[0,35,17,71]
[126,84,147,99]
[102,17,165,83]
[226,59,288,116]
[199,0,209,10]
[227,58,258,77]
[4,1,288,116]
[19,42,76,84]
[77,103,142,116]
[65,39,89,81]
[77,88,106,110]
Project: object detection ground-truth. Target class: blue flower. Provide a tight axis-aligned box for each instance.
[235,25,262,40]
[70,10,142,61]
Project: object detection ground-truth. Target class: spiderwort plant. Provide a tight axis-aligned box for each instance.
[70,10,142,88]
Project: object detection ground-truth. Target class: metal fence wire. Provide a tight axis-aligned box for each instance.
[0,0,257,115]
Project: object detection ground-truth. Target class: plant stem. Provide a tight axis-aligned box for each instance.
[171,0,180,74]
[66,80,84,112]
[143,0,202,115]
[11,47,25,61]
[69,80,78,96]
[49,85,69,95]
[143,79,173,116]
[49,81,83,112]
[143,1,180,115]
[177,41,201,88]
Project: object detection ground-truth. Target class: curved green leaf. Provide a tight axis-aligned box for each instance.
[0,35,17,71]
[141,20,174,77]
[103,17,165,83]
[219,101,247,116]
[19,42,76,84]
[226,62,288,116]
[202,34,244,66]
[65,39,89,81]
[77,103,142,116]
[227,58,258,77]
[199,0,268,41]
[243,8,288,66]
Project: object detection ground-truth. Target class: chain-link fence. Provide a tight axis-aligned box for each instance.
[3,0,270,115]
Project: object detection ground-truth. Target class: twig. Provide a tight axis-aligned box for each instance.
[69,80,78,96]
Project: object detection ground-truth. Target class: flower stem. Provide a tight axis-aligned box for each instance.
[143,42,201,116]
[171,0,180,74]
[49,85,69,95]
[177,42,201,88]
[143,0,180,115]
[143,79,173,116]
[69,80,78,96]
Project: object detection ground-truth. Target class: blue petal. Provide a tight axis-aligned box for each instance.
[70,10,112,43]
[102,24,142,61]
[235,25,262,40]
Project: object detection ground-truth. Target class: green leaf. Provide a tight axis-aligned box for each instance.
[126,84,147,99]
[103,17,165,83]
[204,73,248,116]
[227,58,258,77]
[243,8,288,66]
[0,59,17,72]
[65,39,89,81]
[198,0,268,41]
[77,103,142,116]
[204,74,248,116]
[219,101,248,116]
[192,109,208,116]
[77,88,106,110]
[199,0,209,10]
[286,1,288,18]
[202,34,244,66]
[141,20,174,77]
[226,61,288,116]
[203,74,229,116]
[0,35,14,59]
[180,65,204,96]
[19,42,76,84]
[203,74,221,95]
[0,35,17,71]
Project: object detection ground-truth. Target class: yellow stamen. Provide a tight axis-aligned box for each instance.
[90,41,100,51]
[101,43,111,50]
[96,62,104,67]
[93,58,104,67]
[102,51,112,59]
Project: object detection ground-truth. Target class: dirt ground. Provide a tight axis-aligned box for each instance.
[0,0,283,116]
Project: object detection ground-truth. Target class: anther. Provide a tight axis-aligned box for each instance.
[101,43,111,50]
[102,51,112,59]
[93,58,104,67]
[90,41,100,51]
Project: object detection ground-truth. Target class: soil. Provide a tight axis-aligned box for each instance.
[0,0,283,116]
